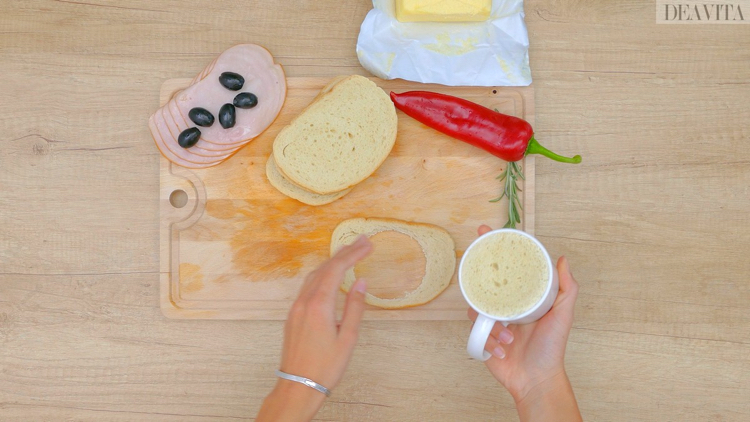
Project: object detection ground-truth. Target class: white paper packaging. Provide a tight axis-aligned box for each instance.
[356,0,531,87]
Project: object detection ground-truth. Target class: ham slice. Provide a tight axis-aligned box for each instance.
[149,44,286,168]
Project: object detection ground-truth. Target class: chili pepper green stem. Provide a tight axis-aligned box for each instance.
[525,136,582,164]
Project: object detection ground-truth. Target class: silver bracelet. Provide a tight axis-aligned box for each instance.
[275,370,332,397]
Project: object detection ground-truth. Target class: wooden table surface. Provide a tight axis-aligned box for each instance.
[1,1,748,421]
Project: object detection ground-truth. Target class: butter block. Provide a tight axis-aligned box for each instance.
[396,0,491,22]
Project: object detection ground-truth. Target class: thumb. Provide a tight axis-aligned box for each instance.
[553,256,579,314]
[339,279,367,346]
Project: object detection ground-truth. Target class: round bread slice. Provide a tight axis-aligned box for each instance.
[331,218,456,309]
[273,75,398,194]
[265,153,352,206]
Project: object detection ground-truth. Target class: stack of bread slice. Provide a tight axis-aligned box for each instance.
[266,75,398,205]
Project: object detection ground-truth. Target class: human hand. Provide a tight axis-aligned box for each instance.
[257,235,372,422]
[280,234,372,389]
[468,225,580,405]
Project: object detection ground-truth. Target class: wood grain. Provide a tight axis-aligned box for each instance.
[1,0,749,421]
[158,77,535,320]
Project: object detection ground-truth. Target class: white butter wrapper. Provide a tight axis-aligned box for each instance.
[356,0,531,87]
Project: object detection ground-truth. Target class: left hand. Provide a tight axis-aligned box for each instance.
[468,225,580,405]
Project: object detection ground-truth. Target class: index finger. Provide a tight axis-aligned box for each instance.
[311,235,373,297]
[478,225,493,236]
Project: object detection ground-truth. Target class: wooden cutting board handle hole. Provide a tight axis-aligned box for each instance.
[169,189,188,208]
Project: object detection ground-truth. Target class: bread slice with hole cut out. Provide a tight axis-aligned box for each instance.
[272,75,397,194]
[331,218,456,309]
[265,153,351,206]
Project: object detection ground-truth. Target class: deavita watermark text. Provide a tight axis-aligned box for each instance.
[656,0,749,23]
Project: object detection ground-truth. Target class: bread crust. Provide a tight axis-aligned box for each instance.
[331,218,456,309]
[265,153,351,206]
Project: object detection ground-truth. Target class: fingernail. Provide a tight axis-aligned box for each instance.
[498,329,514,344]
[492,347,505,359]
[355,235,369,246]
[354,279,367,293]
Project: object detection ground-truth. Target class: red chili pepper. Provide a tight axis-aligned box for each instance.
[390,90,581,229]
[389,91,581,164]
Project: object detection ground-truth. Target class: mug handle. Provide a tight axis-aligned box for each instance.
[467,313,508,361]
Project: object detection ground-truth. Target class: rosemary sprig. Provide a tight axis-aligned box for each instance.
[490,161,524,229]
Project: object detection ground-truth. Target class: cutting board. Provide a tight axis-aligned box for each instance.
[159,77,535,320]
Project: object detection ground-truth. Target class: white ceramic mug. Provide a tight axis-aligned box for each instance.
[459,229,559,361]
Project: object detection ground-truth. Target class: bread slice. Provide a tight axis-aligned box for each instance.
[331,218,456,309]
[312,75,349,101]
[273,75,397,194]
[265,153,352,206]
[263,76,352,205]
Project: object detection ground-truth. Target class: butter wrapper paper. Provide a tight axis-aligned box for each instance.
[357,0,531,86]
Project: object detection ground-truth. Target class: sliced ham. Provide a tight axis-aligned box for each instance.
[153,104,239,165]
[165,99,243,152]
[161,104,239,158]
[148,116,227,169]
[189,56,218,85]
[150,44,286,168]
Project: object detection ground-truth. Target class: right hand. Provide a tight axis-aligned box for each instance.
[467,225,580,404]
[279,235,372,391]
[257,236,372,422]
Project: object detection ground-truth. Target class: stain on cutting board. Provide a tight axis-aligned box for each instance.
[205,197,357,281]
[179,263,204,293]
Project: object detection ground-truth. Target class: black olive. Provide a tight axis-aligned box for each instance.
[178,127,201,148]
[219,72,244,91]
[233,92,258,109]
[188,107,214,127]
[219,103,236,129]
